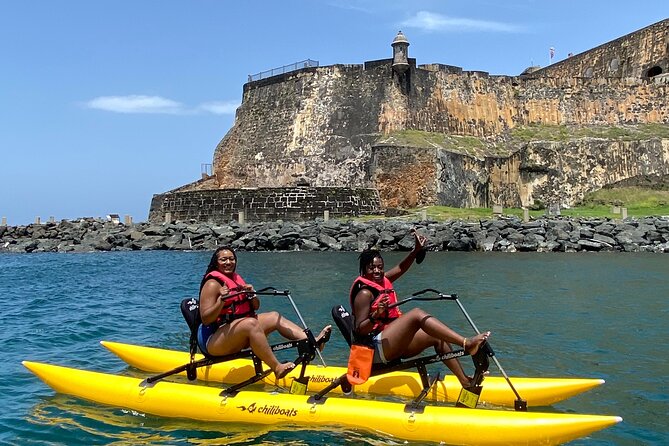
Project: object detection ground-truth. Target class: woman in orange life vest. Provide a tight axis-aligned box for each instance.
[350,230,491,387]
[199,246,331,380]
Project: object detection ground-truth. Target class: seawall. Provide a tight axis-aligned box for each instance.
[2,216,668,254]
[148,186,381,224]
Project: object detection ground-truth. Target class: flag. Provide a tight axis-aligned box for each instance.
[550,47,555,59]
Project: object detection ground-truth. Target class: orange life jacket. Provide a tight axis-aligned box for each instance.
[350,275,402,333]
[204,270,255,325]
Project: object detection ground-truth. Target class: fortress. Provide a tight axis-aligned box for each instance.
[150,19,669,223]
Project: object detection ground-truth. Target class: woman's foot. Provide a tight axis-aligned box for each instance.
[459,375,475,387]
[464,331,491,356]
[274,361,296,379]
[316,325,332,351]
[459,371,489,387]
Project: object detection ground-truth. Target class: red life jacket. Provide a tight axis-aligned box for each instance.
[204,270,255,324]
[350,275,402,333]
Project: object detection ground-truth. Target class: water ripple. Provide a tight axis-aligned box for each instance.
[2,251,668,445]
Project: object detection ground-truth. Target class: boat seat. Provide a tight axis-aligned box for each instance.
[331,304,402,367]
[180,297,205,359]
[181,296,254,361]
[331,304,353,347]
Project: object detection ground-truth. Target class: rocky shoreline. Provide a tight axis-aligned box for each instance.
[1,216,668,254]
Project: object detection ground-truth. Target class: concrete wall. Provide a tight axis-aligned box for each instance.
[148,187,381,224]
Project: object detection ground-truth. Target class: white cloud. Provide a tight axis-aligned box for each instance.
[198,100,240,115]
[85,95,184,114]
[84,95,240,115]
[401,11,523,33]
[326,1,374,14]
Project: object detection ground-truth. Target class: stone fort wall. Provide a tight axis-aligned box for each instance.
[531,19,668,79]
[209,21,667,192]
[148,187,380,224]
[152,19,668,222]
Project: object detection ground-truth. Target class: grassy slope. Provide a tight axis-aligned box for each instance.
[358,187,669,221]
[369,124,669,220]
[378,124,669,158]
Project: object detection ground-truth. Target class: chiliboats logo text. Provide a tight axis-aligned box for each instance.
[236,402,298,417]
[308,374,337,384]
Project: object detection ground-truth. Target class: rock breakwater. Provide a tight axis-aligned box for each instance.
[2,216,668,254]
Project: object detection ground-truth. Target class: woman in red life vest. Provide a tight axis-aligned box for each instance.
[350,230,491,387]
[199,246,331,379]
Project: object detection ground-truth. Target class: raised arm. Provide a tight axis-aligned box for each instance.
[385,229,426,282]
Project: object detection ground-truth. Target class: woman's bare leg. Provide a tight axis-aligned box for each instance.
[206,317,294,379]
[400,330,472,386]
[382,308,489,355]
[380,308,460,356]
[379,308,491,386]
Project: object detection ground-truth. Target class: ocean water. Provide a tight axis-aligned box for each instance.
[1,251,668,445]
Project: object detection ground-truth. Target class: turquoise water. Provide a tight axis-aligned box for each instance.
[1,251,668,445]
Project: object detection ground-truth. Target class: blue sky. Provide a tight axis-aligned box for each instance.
[1,1,666,225]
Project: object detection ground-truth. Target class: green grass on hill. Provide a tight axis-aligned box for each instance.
[376,124,669,160]
[377,130,512,157]
[510,123,669,143]
[574,187,669,218]
[356,187,669,222]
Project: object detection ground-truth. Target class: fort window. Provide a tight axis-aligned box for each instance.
[647,66,663,77]
[609,58,619,72]
[584,67,594,78]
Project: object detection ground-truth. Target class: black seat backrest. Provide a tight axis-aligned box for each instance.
[181,297,201,357]
[331,304,353,347]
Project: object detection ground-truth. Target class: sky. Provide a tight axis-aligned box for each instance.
[1,1,667,226]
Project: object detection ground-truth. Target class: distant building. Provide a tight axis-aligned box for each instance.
[106,214,121,225]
